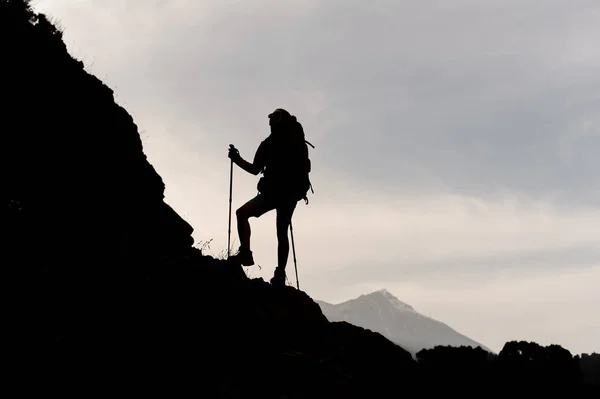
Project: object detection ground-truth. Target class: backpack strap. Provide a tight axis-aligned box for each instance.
[302,180,314,205]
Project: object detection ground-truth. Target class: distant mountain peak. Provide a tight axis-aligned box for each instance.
[360,289,416,312]
[317,289,491,355]
[370,288,393,297]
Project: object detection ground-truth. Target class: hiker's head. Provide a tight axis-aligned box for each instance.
[268,108,296,134]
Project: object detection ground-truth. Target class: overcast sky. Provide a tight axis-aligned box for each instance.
[32,0,600,354]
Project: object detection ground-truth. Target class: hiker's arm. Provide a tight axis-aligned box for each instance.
[235,156,262,175]
[232,144,265,175]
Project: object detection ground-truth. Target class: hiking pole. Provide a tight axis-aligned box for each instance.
[227,144,235,258]
[289,219,299,290]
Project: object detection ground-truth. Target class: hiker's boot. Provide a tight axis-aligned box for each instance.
[270,267,286,287]
[231,247,254,266]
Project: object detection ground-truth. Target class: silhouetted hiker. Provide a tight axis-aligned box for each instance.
[228,108,313,286]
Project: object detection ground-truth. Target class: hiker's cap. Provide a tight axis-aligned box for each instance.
[268,108,292,125]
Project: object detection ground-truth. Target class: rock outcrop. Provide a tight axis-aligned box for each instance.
[4,0,194,278]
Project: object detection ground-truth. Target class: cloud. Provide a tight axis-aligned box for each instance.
[32,0,600,354]
[36,0,600,200]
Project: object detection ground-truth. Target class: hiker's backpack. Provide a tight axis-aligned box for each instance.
[295,129,315,204]
[259,120,315,204]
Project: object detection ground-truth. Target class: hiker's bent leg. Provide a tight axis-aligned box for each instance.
[236,205,251,250]
[236,194,274,250]
[275,199,297,270]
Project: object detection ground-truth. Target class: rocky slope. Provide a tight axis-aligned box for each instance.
[4,1,194,279]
